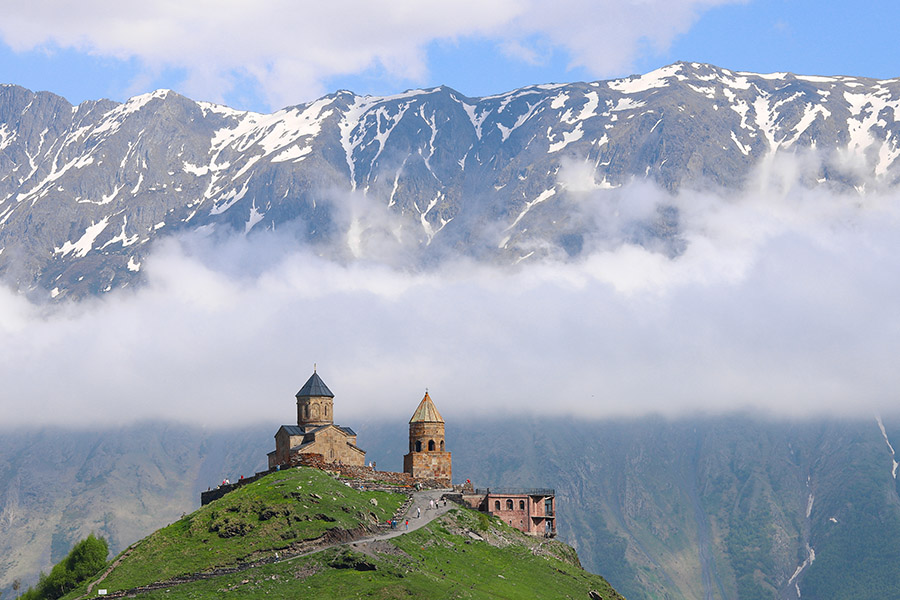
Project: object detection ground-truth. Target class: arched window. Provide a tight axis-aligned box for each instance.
[428,440,435,451]
[494,500,501,511]
[440,440,444,451]
[506,499,513,510]
[415,440,422,452]
[519,500,525,510]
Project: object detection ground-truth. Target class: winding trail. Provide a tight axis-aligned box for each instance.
[82,488,453,598]
[79,542,140,598]
[363,489,453,540]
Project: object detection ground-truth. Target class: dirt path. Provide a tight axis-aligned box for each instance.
[87,488,453,598]
[357,489,453,541]
[75,541,140,599]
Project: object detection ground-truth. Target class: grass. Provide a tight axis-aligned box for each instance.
[107,507,623,599]
[71,467,405,595]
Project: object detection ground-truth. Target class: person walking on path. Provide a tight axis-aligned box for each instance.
[405,519,409,530]
[416,506,421,518]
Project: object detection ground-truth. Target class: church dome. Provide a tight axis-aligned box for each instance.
[296,371,334,398]
[409,391,444,423]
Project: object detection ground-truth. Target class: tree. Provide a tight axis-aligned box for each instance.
[17,535,107,600]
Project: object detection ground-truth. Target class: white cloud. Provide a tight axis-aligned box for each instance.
[1,153,899,428]
[0,0,741,109]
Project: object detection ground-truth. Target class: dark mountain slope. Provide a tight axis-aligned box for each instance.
[5,416,900,599]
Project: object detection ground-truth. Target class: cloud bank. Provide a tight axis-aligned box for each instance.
[2,154,899,428]
[0,0,740,109]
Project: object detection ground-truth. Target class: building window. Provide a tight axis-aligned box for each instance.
[506,499,513,510]
[494,500,500,511]
[415,440,422,452]
[519,500,525,510]
[428,439,435,451]
[440,440,444,451]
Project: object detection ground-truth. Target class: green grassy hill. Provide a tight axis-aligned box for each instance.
[60,467,622,600]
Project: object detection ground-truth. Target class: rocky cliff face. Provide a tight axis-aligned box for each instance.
[1,62,898,298]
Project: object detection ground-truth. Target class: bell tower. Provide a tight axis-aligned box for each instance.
[296,368,334,428]
[403,391,452,484]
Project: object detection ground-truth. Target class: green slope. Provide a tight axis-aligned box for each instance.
[0,422,272,597]
[112,515,622,600]
[62,467,620,599]
[67,467,404,596]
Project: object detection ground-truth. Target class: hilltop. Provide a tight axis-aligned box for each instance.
[57,466,621,599]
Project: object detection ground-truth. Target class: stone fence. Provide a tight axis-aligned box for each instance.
[201,453,453,505]
[200,468,274,505]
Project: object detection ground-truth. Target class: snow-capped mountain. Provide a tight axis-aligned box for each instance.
[0,62,898,298]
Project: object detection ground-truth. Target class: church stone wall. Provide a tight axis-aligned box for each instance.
[293,426,365,466]
[408,422,446,452]
[297,395,333,428]
[403,450,452,484]
[271,430,304,468]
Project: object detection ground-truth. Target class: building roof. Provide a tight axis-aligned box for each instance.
[288,425,364,454]
[475,488,555,497]
[277,425,306,436]
[409,391,444,423]
[295,371,334,398]
[290,440,317,452]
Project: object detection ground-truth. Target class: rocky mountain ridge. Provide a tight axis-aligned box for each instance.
[1,62,899,298]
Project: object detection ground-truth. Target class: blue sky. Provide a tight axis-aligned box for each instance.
[0,0,896,113]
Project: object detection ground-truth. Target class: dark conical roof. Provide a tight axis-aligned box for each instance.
[295,371,334,398]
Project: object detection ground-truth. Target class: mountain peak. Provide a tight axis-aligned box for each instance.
[1,63,898,299]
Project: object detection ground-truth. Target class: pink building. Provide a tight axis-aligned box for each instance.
[462,488,556,537]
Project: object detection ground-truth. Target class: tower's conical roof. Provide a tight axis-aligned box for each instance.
[295,371,334,398]
[409,391,444,423]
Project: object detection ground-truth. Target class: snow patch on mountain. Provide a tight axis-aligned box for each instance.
[500,188,556,248]
[54,218,110,258]
[608,63,684,94]
[101,217,140,249]
[0,124,14,150]
[548,124,584,152]
[876,416,899,479]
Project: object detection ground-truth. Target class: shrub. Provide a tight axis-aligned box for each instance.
[20,534,108,600]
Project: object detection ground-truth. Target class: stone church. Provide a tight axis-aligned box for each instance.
[267,370,366,469]
[403,391,452,484]
[213,372,554,537]
[266,370,452,486]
